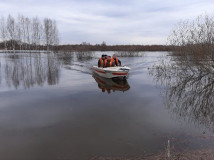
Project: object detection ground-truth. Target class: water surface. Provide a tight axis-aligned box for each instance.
[0,51,213,160]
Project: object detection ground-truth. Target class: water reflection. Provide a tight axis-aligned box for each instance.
[75,51,95,62]
[150,53,214,131]
[117,51,145,57]
[0,57,1,84]
[56,51,74,65]
[1,51,213,160]
[93,73,130,93]
[1,52,60,89]
[0,51,108,90]
[0,51,145,91]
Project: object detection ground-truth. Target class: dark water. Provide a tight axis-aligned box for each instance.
[0,51,213,160]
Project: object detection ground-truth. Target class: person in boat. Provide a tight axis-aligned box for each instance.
[112,54,121,66]
[104,56,115,67]
[98,54,106,67]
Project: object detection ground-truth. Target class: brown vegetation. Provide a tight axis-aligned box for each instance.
[54,44,175,52]
[168,14,214,59]
[0,41,176,52]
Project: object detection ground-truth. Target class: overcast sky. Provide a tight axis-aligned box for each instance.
[0,0,214,45]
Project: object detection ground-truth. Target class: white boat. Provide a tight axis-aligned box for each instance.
[92,66,130,79]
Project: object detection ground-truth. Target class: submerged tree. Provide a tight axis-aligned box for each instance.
[0,14,60,51]
[168,14,214,59]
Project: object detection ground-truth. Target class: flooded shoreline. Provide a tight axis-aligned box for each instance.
[0,51,214,160]
[90,148,214,160]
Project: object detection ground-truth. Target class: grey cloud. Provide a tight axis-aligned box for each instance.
[0,0,214,44]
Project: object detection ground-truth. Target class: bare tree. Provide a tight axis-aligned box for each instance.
[168,14,214,59]
[0,14,60,51]
[44,18,52,50]
[44,19,60,51]
[7,14,16,50]
[16,15,23,50]
[25,17,31,50]
[0,16,8,50]
[32,17,41,50]
[52,20,59,46]
[20,15,27,49]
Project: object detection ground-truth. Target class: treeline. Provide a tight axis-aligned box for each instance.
[54,44,175,52]
[0,14,59,51]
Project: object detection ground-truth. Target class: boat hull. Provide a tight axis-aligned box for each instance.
[92,66,130,79]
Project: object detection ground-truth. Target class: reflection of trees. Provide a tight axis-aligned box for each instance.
[117,51,145,57]
[0,56,1,84]
[3,52,60,89]
[150,54,214,131]
[75,52,94,62]
[56,52,74,65]
[93,73,130,94]
[47,53,60,85]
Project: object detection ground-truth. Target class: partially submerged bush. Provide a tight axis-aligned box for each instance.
[117,51,145,57]
[168,14,214,59]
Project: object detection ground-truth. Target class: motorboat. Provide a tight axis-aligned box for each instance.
[92,66,130,79]
[92,73,130,93]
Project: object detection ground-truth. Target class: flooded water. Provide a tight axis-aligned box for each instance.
[0,51,214,160]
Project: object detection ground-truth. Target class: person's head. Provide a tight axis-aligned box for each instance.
[107,56,111,61]
[101,54,105,60]
[113,54,117,59]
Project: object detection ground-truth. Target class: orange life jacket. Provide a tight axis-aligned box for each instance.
[98,58,104,67]
[114,57,119,66]
[104,59,115,67]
